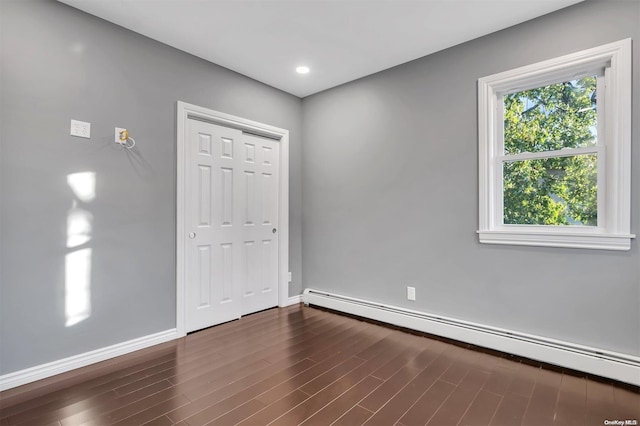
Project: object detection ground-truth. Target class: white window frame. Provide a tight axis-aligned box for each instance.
[478,39,633,251]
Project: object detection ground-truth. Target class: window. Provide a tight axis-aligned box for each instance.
[478,39,633,250]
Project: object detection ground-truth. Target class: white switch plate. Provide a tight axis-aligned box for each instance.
[407,286,416,301]
[70,120,91,139]
[288,272,292,282]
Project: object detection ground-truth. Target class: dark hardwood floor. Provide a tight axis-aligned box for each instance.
[1,304,638,426]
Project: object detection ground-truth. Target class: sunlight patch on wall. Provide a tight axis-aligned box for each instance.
[67,206,93,248]
[65,172,95,327]
[67,172,96,202]
[65,248,92,327]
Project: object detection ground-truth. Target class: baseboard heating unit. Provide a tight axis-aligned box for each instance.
[302,289,640,386]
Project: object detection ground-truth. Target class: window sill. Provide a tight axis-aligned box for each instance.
[477,229,635,251]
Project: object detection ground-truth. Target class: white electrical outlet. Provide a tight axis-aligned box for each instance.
[407,286,416,301]
[115,127,126,143]
[70,120,91,139]
[288,272,292,282]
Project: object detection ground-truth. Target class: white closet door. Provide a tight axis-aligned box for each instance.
[185,119,279,333]
[240,133,279,315]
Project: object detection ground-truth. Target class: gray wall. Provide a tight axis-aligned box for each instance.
[302,0,640,356]
[0,0,302,374]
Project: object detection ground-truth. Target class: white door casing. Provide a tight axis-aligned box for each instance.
[177,101,289,336]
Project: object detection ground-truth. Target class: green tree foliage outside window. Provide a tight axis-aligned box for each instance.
[503,77,598,226]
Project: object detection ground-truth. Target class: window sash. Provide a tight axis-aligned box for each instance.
[500,152,600,227]
[499,145,600,162]
[497,73,606,230]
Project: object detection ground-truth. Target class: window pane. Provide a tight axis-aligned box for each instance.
[503,154,597,226]
[504,77,597,155]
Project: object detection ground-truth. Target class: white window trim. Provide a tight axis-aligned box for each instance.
[478,39,634,251]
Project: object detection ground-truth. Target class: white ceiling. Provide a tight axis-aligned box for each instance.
[58,0,583,98]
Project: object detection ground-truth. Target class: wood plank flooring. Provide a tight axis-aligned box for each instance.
[1,304,638,426]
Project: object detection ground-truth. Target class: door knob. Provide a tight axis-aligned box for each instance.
[272,228,277,234]
[189,232,196,239]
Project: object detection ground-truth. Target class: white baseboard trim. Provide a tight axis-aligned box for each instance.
[303,289,640,386]
[285,295,302,306]
[0,328,179,392]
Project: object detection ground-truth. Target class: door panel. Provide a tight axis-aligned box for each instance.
[185,120,279,332]
[197,244,211,307]
[186,120,243,332]
[240,133,279,315]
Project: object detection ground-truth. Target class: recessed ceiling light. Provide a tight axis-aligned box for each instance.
[296,66,310,74]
